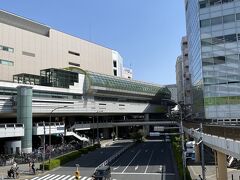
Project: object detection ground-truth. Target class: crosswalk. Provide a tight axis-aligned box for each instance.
[27,174,93,180]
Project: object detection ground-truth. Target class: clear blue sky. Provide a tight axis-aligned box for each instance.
[0,0,186,85]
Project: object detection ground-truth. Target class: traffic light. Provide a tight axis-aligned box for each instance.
[75,171,80,179]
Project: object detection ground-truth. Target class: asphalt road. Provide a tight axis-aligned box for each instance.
[109,140,178,180]
[27,140,178,180]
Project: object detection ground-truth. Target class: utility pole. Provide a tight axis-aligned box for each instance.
[180,104,186,180]
[97,113,100,144]
[43,121,45,172]
[200,123,206,180]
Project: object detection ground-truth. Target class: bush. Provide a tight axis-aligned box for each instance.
[40,159,60,170]
[171,136,192,180]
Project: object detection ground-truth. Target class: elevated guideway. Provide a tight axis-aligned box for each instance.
[0,123,24,138]
[70,119,179,131]
[184,126,240,160]
[32,122,65,135]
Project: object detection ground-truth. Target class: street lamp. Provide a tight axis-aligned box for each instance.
[48,106,68,163]
[161,99,186,180]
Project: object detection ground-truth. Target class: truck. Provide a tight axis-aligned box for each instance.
[185,141,195,161]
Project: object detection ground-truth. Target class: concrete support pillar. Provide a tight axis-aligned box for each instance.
[116,126,119,139]
[194,142,200,163]
[144,114,150,136]
[17,86,33,153]
[103,128,110,139]
[216,151,228,180]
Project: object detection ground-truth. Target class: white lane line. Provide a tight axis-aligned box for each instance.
[36,174,51,180]
[43,174,56,180]
[86,178,93,180]
[112,172,175,175]
[54,175,67,180]
[144,150,154,173]
[122,150,141,173]
[81,177,88,180]
[30,177,40,180]
[68,176,76,180]
[49,175,61,180]
[61,175,71,180]
[135,165,139,171]
[159,165,163,172]
[113,165,120,170]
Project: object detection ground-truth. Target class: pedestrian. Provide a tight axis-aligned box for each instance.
[32,162,36,175]
[29,161,32,172]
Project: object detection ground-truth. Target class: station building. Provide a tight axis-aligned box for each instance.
[0,10,174,154]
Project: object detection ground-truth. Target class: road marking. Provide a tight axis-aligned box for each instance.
[53,175,66,180]
[61,175,71,180]
[28,174,92,180]
[36,174,51,180]
[113,165,120,170]
[135,165,139,171]
[122,150,141,173]
[67,177,76,180]
[49,175,61,180]
[44,174,56,180]
[112,172,175,175]
[144,150,154,173]
[30,177,40,180]
[159,165,163,172]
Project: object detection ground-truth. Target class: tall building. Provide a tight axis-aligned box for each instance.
[0,10,124,82]
[181,36,192,117]
[166,84,178,103]
[185,0,240,121]
[176,56,184,103]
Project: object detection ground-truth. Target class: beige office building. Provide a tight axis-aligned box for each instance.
[0,10,123,82]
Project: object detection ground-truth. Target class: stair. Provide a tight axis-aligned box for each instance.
[65,131,89,142]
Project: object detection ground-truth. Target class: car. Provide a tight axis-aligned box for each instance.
[92,166,111,180]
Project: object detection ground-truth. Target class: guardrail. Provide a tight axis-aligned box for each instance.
[94,142,135,172]
[0,123,24,128]
[0,123,24,138]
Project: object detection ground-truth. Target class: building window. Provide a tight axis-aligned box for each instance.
[69,62,80,67]
[200,0,234,9]
[225,34,236,43]
[199,1,206,8]
[68,51,80,56]
[113,61,117,68]
[236,13,240,21]
[113,70,117,76]
[211,16,222,26]
[223,14,235,23]
[200,19,211,27]
[0,45,14,53]
[0,59,14,66]
[22,51,35,57]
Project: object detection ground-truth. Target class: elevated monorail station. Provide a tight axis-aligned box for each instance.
[0,67,175,153]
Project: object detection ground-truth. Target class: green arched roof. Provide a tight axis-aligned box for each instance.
[64,67,171,98]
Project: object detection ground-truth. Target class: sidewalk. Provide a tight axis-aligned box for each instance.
[188,165,240,180]
[0,139,116,179]
[0,162,42,180]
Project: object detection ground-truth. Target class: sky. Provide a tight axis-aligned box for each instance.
[0,0,186,85]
